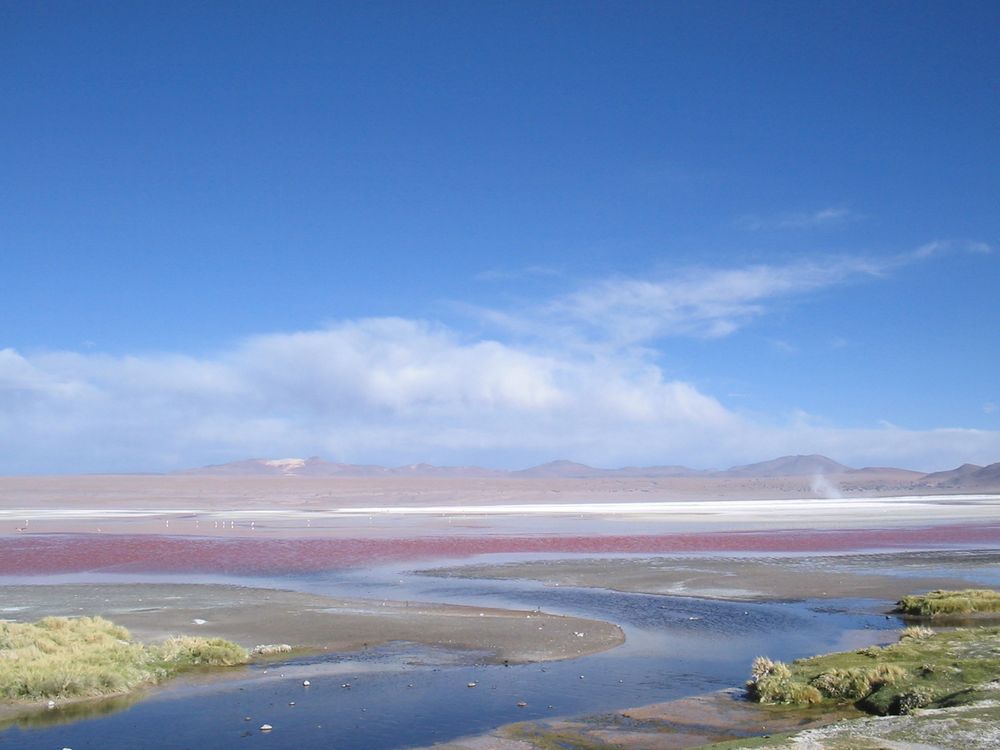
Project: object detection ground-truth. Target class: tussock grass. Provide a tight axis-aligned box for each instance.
[896,589,1000,617]
[0,617,248,703]
[746,626,1000,716]
[750,656,790,681]
[157,636,248,667]
[899,625,934,640]
[808,664,905,701]
[746,657,822,704]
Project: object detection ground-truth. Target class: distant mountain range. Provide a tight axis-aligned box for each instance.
[178,454,1000,490]
[918,462,1000,488]
[178,457,504,478]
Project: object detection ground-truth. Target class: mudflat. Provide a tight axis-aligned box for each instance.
[0,583,623,664]
[425,550,1000,602]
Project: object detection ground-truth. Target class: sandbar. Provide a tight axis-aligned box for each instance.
[424,549,1000,602]
[0,583,623,664]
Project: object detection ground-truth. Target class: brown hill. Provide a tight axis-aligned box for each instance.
[919,463,984,486]
[920,461,1000,490]
[511,460,612,478]
[180,455,1000,490]
[845,466,926,481]
[717,454,851,478]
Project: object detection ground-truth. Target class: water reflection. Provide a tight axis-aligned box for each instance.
[0,691,143,731]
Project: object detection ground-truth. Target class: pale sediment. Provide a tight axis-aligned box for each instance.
[0,583,624,665]
[424,550,1000,602]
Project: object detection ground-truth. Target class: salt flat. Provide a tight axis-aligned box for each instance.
[1,491,998,537]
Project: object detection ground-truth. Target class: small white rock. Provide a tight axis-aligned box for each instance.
[302,680,310,686]
[259,724,273,731]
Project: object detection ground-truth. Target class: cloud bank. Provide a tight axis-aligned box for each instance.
[2,252,998,473]
[0,320,738,472]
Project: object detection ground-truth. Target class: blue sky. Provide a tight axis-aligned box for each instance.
[1,1,998,473]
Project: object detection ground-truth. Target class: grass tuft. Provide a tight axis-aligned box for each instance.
[750,656,790,680]
[896,589,1000,617]
[899,625,935,640]
[746,657,822,704]
[0,617,248,703]
[809,664,905,701]
[157,636,248,667]
[746,625,1000,716]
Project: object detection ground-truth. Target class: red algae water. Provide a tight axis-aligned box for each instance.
[2,523,998,576]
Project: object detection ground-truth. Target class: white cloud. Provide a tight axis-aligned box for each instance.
[738,206,859,231]
[3,318,1000,474]
[0,320,739,472]
[488,242,987,347]
[538,257,884,343]
[474,265,561,282]
[2,247,997,474]
[909,239,993,260]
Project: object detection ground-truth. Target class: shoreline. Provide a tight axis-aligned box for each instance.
[424,549,1000,603]
[0,583,624,665]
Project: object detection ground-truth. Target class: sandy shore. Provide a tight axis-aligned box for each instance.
[433,689,863,750]
[0,583,623,664]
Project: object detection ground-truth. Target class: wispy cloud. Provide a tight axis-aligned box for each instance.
[534,256,885,343]
[738,206,859,231]
[768,339,797,354]
[474,265,562,282]
[910,239,993,260]
[482,241,988,346]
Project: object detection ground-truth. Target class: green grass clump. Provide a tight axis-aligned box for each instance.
[746,626,1000,716]
[157,636,248,667]
[808,664,905,701]
[746,657,822,704]
[0,616,248,703]
[896,589,1000,617]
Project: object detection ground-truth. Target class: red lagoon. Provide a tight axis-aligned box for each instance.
[2,523,999,576]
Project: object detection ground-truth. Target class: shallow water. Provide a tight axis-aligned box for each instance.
[0,565,901,750]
